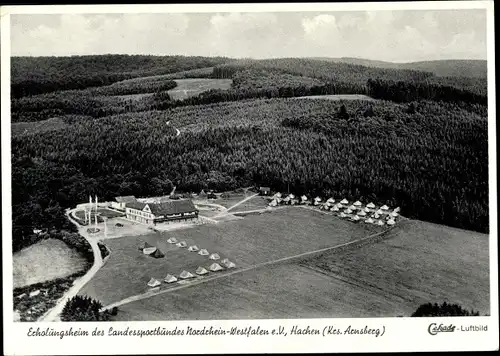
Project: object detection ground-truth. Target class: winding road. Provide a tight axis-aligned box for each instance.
[38,209,104,322]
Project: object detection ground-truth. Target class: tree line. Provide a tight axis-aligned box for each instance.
[367,78,487,105]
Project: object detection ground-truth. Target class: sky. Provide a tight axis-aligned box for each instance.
[10,10,487,62]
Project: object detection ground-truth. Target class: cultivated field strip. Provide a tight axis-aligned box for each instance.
[101,225,395,311]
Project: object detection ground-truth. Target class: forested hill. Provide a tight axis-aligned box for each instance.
[11,55,231,98]
[311,57,487,78]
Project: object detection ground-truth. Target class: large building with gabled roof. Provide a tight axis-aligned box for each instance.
[111,196,137,210]
[125,199,198,225]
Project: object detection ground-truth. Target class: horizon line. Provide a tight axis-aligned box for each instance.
[10,54,487,64]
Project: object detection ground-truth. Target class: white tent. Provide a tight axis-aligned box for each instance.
[179,270,195,279]
[353,200,362,206]
[387,219,396,226]
[188,245,200,252]
[340,212,347,218]
[332,206,339,212]
[164,274,178,283]
[326,198,335,204]
[374,213,380,219]
[274,192,282,199]
[301,195,308,201]
[365,218,374,224]
[345,208,353,214]
[196,266,209,275]
[209,253,221,260]
[288,194,295,199]
[394,207,401,213]
[283,196,290,202]
[143,246,157,255]
[364,207,371,212]
[348,205,357,210]
[340,199,349,204]
[358,210,367,216]
[390,211,399,217]
[380,205,389,210]
[377,220,385,226]
[176,241,187,248]
[223,260,236,269]
[209,263,224,272]
[221,258,230,264]
[269,199,278,207]
[198,249,209,256]
[167,237,178,244]
[367,202,376,209]
[351,215,360,221]
[147,278,161,288]
[376,209,384,215]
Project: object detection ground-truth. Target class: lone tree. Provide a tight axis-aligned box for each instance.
[411,302,480,317]
[338,104,350,120]
[363,105,375,118]
[61,295,113,321]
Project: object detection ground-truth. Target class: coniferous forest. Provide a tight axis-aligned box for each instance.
[10,56,489,251]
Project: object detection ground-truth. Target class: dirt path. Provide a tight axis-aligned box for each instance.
[38,209,104,322]
[213,193,260,218]
[101,225,394,311]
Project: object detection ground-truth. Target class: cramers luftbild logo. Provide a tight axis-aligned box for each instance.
[428,323,456,335]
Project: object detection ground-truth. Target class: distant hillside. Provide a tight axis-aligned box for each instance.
[313,57,487,78]
[397,60,487,78]
[11,55,231,98]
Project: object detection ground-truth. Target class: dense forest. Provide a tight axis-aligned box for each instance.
[12,79,177,122]
[11,55,228,98]
[11,96,488,251]
[212,58,487,97]
[367,78,487,105]
[11,58,487,123]
[313,57,487,78]
[10,55,490,253]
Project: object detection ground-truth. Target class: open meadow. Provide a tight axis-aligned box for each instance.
[13,239,88,289]
[112,219,489,320]
[167,78,233,100]
[78,207,382,306]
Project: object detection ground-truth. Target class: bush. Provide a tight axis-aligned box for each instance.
[61,295,111,321]
[411,302,480,317]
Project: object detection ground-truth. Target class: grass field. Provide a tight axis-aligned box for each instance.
[11,117,67,137]
[112,219,489,320]
[167,78,232,100]
[13,239,88,289]
[294,94,376,101]
[78,207,381,305]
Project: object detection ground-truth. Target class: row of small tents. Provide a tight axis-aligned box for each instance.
[138,238,223,261]
[147,259,236,288]
[270,196,400,214]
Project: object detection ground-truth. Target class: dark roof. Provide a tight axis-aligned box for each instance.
[151,249,165,258]
[115,196,137,203]
[127,199,198,216]
[260,187,270,191]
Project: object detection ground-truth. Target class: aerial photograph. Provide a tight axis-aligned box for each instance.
[9,9,490,323]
